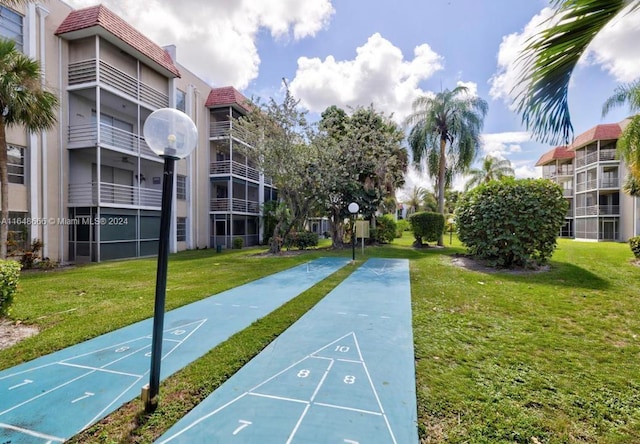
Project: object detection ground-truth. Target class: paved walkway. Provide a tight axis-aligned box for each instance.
[157,258,417,444]
[0,257,349,443]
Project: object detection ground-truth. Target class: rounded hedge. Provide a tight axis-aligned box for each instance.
[409,211,444,245]
[455,178,568,268]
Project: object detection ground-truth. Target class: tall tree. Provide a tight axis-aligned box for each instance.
[0,39,58,258]
[403,185,425,215]
[236,85,321,254]
[464,155,515,191]
[317,105,407,248]
[405,86,487,246]
[515,0,640,145]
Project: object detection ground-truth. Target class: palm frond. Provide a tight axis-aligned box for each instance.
[515,0,638,144]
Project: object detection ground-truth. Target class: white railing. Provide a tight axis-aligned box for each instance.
[69,182,162,207]
[209,160,260,181]
[209,120,254,143]
[68,123,157,158]
[68,58,169,109]
[209,198,259,214]
[574,205,620,216]
[576,149,617,168]
[600,178,619,188]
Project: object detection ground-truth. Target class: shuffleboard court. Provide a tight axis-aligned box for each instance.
[157,258,417,444]
[0,257,349,443]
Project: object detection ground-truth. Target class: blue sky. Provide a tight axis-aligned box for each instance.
[66,0,640,194]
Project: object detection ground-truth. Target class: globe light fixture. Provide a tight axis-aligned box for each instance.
[142,108,197,412]
[348,202,359,261]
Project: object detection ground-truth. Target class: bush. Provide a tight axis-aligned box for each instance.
[396,219,410,238]
[409,212,445,245]
[283,231,319,250]
[232,237,244,249]
[629,236,640,259]
[375,215,397,243]
[0,259,21,316]
[456,178,568,268]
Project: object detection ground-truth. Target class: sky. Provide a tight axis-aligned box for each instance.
[64,0,640,197]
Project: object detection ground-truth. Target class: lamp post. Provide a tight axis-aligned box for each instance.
[142,108,197,412]
[348,202,359,261]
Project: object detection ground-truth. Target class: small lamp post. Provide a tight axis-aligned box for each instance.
[348,202,359,261]
[142,108,197,412]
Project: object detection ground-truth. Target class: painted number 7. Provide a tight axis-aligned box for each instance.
[233,420,252,435]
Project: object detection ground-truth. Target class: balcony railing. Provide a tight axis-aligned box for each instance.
[600,178,619,188]
[209,120,254,143]
[574,205,620,216]
[210,160,260,181]
[575,149,617,168]
[575,179,597,193]
[563,188,573,197]
[68,58,169,109]
[69,182,162,208]
[209,198,260,214]
[68,123,158,158]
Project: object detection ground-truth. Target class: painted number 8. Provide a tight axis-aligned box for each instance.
[297,369,310,378]
[344,375,356,384]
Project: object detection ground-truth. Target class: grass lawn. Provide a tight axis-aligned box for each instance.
[1,235,639,443]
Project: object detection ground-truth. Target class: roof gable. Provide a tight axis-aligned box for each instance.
[569,123,621,150]
[55,5,180,78]
[535,146,574,166]
[206,86,252,113]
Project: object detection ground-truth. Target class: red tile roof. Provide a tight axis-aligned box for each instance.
[55,5,180,77]
[205,86,252,113]
[535,145,574,166]
[569,123,621,150]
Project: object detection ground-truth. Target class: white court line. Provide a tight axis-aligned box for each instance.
[58,362,142,378]
[156,393,250,444]
[310,360,334,402]
[286,403,311,444]
[313,402,383,416]
[0,422,64,442]
[248,392,309,405]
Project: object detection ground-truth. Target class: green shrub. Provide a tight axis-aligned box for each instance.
[232,237,244,249]
[0,259,21,316]
[396,219,410,237]
[456,178,568,268]
[375,214,397,243]
[629,236,640,259]
[283,231,319,250]
[409,212,445,245]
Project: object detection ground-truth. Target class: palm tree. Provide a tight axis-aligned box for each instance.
[515,0,640,145]
[602,80,640,179]
[0,39,58,258]
[403,185,425,215]
[405,86,487,245]
[464,155,515,191]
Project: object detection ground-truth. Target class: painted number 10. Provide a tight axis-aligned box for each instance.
[335,345,350,352]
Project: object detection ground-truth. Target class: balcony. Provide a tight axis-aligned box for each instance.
[575,179,598,193]
[574,205,620,216]
[210,160,260,182]
[563,189,573,197]
[68,123,158,159]
[600,178,619,188]
[68,59,169,109]
[209,198,260,214]
[575,149,617,168]
[209,121,254,144]
[69,182,162,208]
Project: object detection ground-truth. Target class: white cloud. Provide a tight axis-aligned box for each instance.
[513,160,540,179]
[489,7,556,108]
[584,6,640,82]
[481,131,531,158]
[456,80,478,97]
[396,165,433,202]
[289,33,444,122]
[64,0,335,90]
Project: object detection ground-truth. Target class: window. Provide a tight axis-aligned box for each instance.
[6,211,28,255]
[176,217,186,242]
[0,7,23,52]
[8,144,24,184]
[176,89,186,112]
[176,175,187,200]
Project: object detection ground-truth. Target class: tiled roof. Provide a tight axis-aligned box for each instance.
[535,145,574,166]
[55,5,180,77]
[569,123,621,150]
[205,86,252,113]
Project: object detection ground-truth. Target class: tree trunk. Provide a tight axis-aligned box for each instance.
[269,221,283,254]
[329,206,344,248]
[0,118,8,259]
[437,136,446,246]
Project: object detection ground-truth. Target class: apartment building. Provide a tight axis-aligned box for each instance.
[537,120,640,241]
[2,1,272,262]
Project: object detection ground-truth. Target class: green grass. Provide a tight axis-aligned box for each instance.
[2,235,640,443]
